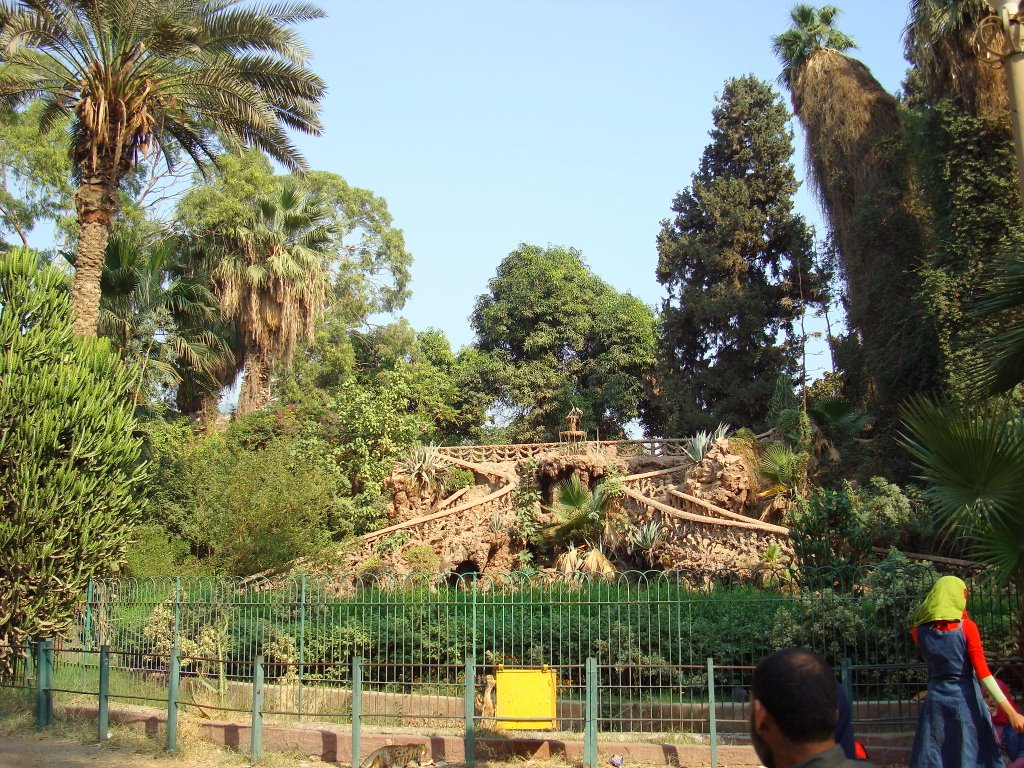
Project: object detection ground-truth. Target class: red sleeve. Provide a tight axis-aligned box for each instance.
[962,617,992,680]
[911,625,918,645]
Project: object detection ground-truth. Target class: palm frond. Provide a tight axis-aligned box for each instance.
[899,398,1024,536]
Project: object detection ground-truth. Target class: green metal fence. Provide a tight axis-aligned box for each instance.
[2,565,1022,763]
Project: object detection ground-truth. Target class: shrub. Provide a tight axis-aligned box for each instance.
[788,485,871,586]
[0,249,146,662]
[855,477,930,546]
[402,544,441,574]
[123,522,199,578]
[181,436,332,575]
[442,467,476,494]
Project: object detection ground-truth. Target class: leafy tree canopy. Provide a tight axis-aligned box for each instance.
[471,243,656,441]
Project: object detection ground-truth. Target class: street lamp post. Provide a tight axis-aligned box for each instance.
[980,0,1024,204]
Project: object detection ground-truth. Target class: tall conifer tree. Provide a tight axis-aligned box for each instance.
[655,76,817,434]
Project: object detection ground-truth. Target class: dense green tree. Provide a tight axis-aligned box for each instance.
[471,244,657,441]
[655,75,817,434]
[773,4,938,411]
[0,102,73,248]
[0,0,326,336]
[0,248,145,664]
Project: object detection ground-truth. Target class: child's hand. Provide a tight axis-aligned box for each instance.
[1010,708,1024,734]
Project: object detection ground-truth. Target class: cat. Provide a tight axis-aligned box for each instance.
[360,743,433,768]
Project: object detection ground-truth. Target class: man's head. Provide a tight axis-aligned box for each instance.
[750,648,838,768]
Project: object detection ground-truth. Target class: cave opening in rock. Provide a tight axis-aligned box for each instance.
[447,559,481,588]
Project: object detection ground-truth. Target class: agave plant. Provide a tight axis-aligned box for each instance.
[400,444,443,492]
[626,521,667,568]
[682,423,731,463]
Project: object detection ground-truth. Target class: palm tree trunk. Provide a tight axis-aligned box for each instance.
[71,178,120,337]
[237,351,271,416]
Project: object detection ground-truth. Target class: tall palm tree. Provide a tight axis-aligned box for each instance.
[99,228,226,405]
[904,0,1006,116]
[772,5,936,409]
[0,0,326,337]
[213,183,333,415]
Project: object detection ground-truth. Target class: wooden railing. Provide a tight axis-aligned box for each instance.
[361,455,516,542]
[437,439,690,463]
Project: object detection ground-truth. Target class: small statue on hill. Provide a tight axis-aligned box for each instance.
[565,404,583,433]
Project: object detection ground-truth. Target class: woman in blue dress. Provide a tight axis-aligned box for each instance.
[909,576,1024,768]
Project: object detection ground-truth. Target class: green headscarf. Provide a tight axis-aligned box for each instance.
[911,575,967,627]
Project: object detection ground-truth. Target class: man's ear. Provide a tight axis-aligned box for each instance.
[752,698,770,733]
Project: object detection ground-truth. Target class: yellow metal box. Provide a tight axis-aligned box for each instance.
[495,666,557,730]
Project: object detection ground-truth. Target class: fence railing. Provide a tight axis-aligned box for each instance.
[437,439,691,463]
[2,566,1021,765]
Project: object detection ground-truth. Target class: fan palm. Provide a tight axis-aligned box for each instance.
[904,0,1005,115]
[773,4,934,408]
[0,0,326,337]
[99,229,226,405]
[212,182,333,415]
[543,474,623,550]
[899,398,1024,624]
[771,4,856,87]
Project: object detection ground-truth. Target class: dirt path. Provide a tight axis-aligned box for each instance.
[0,732,179,767]
[0,731,324,767]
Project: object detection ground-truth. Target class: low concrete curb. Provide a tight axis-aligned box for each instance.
[63,704,912,766]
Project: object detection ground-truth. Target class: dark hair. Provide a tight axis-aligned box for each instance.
[752,648,837,743]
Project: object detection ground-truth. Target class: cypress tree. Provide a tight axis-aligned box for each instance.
[656,75,817,434]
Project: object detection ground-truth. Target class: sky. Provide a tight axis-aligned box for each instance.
[284,0,914,379]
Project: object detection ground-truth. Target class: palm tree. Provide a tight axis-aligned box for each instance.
[212,183,333,415]
[904,0,1006,115]
[970,254,1024,395]
[543,474,625,551]
[0,0,326,337]
[99,229,226,405]
[899,398,1024,648]
[772,5,857,87]
[772,4,936,409]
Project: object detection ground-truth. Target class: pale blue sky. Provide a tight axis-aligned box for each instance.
[288,0,912,376]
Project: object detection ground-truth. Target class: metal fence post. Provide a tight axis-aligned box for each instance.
[707,657,718,768]
[298,574,306,717]
[172,577,181,648]
[251,655,264,762]
[352,656,362,768]
[584,657,597,768]
[166,644,180,752]
[35,638,52,728]
[98,645,110,741]
[83,579,94,684]
[464,655,476,768]
[841,657,853,707]
[23,639,33,692]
